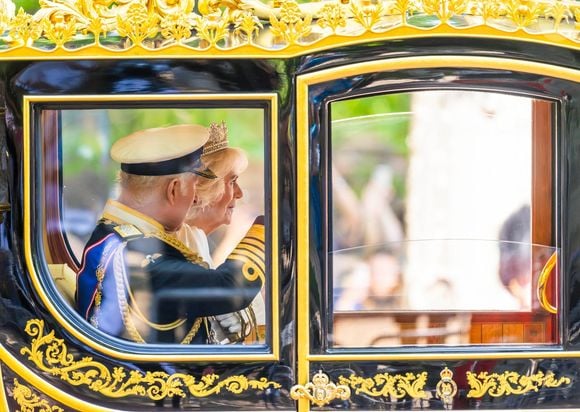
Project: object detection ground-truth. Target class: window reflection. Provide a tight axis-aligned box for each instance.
[42,107,268,345]
[330,90,557,347]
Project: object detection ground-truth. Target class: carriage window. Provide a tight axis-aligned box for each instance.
[331,90,558,347]
[37,103,273,347]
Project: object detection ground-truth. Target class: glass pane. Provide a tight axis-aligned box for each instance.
[42,106,270,346]
[330,90,557,347]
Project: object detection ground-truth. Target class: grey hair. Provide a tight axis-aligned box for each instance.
[118,171,193,204]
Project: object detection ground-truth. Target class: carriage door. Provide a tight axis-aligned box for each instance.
[291,56,580,410]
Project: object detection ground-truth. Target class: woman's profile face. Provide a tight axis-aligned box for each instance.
[204,171,243,230]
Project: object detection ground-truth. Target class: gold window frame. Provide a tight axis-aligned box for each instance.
[22,93,280,362]
[296,55,580,370]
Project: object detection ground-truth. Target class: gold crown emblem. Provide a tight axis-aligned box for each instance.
[439,367,454,381]
[203,121,229,156]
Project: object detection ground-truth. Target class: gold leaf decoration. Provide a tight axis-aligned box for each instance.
[390,0,415,25]
[42,11,78,47]
[194,10,230,48]
[0,0,577,68]
[12,378,64,412]
[466,370,571,398]
[350,0,385,31]
[233,10,263,44]
[84,16,105,43]
[504,0,543,28]
[317,3,347,33]
[9,8,43,47]
[160,11,192,41]
[20,319,280,401]
[338,371,429,399]
[421,0,467,23]
[290,370,351,407]
[0,0,15,33]
[116,2,159,45]
[546,0,569,31]
[473,0,505,23]
[270,0,312,44]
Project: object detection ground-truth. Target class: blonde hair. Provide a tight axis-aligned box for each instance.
[118,171,193,204]
[191,147,248,211]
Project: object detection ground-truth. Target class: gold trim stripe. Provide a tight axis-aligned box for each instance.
[231,243,266,266]
[229,249,265,272]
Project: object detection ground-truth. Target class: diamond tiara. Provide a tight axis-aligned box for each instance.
[203,121,229,156]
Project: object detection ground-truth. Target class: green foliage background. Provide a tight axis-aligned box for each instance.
[331,93,411,198]
[61,108,264,212]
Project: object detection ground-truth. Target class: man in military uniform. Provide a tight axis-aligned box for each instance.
[75,124,265,344]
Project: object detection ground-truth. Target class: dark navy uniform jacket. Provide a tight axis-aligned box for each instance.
[76,219,264,344]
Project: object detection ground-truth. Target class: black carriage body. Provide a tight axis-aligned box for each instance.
[1,35,580,411]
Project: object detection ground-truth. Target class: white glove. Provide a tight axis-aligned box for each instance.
[215,313,242,334]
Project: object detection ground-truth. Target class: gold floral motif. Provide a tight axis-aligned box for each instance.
[233,10,263,44]
[20,319,280,400]
[194,10,230,48]
[338,371,428,399]
[117,2,159,45]
[317,3,347,32]
[546,1,570,31]
[0,0,577,55]
[466,370,571,398]
[12,378,64,412]
[160,12,193,42]
[504,0,543,28]
[350,0,385,31]
[472,0,505,23]
[0,0,15,33]
[389,0,415,25]
[290,370,351,407]
[421,0,467,23]
[9,8,43,47]
[270,0,312,44]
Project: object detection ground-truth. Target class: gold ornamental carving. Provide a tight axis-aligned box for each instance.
[466,370,571,398]
[20,319,280,401]
[435,367,457,409]
[0,0,579,56]
[338,371,428,399]
[12,378,64,412]
[290,370,351,407]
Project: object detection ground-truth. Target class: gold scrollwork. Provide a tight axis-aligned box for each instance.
[20,319,280,401]
[12,378,64,412]
[290,370,351,407]
[435,367,457,408]
[338,371,428,399]
[0,0,578,54]
[466,370,571,398]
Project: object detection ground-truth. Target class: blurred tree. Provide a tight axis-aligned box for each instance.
[331,93,411,199]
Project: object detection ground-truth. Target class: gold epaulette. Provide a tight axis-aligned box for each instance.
[228,224,265,283]
[113,224,144,240]
[146,231,208,268]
